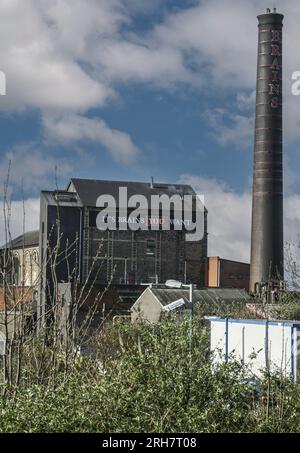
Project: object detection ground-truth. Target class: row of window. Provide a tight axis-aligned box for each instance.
[13,250,39,263]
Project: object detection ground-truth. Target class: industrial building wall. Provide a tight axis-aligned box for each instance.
[205,257,250,291]
[39,195,82,322]
[205,256,220,287]
[84,223,206,285]
[219,260,249,291]
[45,205,81,283]
[39,194,207,309]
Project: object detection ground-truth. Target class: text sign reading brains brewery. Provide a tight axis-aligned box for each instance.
[268,30,281,109]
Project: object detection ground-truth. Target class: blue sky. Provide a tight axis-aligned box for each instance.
[1,0,300,263]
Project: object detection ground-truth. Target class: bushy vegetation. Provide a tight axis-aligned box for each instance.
[267,292,300,320]
[1,318,300,433]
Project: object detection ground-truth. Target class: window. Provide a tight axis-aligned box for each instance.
[146,239,156,256]
[32,251,39,284]
[33,250,39,263]
[12,253,20,285]
[24,251,31,286]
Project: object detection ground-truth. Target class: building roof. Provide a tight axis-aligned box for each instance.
[1,230,39,250]
[67,178,201,207]
[40,190,82,207]
[208,256,250,266]
[150,287,251,307]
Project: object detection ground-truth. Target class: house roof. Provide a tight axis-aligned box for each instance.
[67,178,201,208]
[1,230,39,250]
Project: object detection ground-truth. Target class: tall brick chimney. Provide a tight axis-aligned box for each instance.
[250,9,284,291]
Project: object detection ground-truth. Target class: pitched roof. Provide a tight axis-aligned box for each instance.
[151,287,251,307]
[1,230,39,250]
[67,178,199,207]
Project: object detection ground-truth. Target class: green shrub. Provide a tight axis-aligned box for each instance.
[1,318,300,433]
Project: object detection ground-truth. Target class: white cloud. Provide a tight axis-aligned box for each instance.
[0,0,138,164]
[0,197,40,246]
[0,144,73,193]
[150,0,300,141]
[180,174,252,262]
[236,91,256,111]
[0,0,300,147]
[43,114,139,163]
[120,0,165,14]
[180,174,300,268]
[151,0,259,87]
[0,0,195,114]
[0,0,117,113]
[96,40,198,88]
[206,108,254,148]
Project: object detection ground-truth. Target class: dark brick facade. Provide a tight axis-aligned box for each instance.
[205,257,250,291]
[87,224,207,286]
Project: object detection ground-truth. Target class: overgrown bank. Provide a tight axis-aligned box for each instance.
[1,319,300,433]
